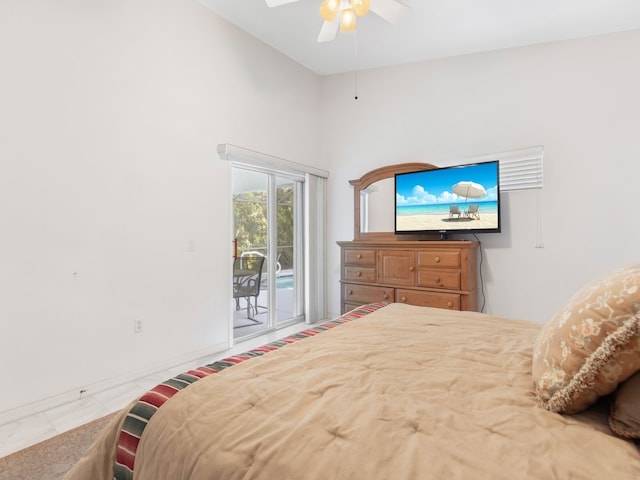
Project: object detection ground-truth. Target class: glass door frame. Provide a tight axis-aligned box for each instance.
[231,165,304,340]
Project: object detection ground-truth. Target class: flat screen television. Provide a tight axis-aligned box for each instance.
[394,160,500,238]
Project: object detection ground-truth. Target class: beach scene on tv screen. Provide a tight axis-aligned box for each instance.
[396,162,499,232]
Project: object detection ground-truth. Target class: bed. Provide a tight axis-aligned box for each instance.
[64,267,640,479]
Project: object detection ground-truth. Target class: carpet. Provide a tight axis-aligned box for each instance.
[0,413,116,480]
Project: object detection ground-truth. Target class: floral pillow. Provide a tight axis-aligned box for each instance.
[609,371,640,439]
[532,264,640,414]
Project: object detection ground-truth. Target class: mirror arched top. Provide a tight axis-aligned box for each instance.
[350,162,438,241]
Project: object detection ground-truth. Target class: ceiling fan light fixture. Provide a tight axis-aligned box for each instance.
[340,7,357,32]
[320,0,341,22]
[349,0,370,17]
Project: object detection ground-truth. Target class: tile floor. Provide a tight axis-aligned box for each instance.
[0,320,312,459]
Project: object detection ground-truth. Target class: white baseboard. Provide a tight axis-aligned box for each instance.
[0,341,229,426]
[0,315,331,426]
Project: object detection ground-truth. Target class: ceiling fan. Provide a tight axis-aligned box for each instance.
[265,0,409,43]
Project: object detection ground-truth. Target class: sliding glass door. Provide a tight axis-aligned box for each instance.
[232,166,304,337]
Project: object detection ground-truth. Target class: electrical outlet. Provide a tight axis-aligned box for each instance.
[134,318,143,333]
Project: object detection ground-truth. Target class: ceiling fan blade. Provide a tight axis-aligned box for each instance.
[370,0,409,25]
[317,20,339,43]
[265,0,300,7]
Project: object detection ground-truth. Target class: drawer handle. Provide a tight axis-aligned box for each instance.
[435,277,441,283]
[356,254,362,259]
[409,266,415,272]
[348,290,353,295]
[447,301,453,308]
[400,296,407,302]
[383,293,389,300]
[356,271,362,277]
[434,256,441,263]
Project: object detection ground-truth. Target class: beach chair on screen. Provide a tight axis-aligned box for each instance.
[449,205,462,218]
[465,204,480,220]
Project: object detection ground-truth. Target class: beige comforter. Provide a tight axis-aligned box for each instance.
[66,303,640,479]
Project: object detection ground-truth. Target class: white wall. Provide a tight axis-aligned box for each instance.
[0,0,320,415]
[322,29,640,323]
[2,1,639,419]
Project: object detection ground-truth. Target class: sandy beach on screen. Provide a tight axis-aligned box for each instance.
[396,211,499,231]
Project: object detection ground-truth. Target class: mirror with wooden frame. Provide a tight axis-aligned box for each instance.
[350,162,439,241]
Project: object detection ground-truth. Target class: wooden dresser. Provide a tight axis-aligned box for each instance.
[338,240,478,314]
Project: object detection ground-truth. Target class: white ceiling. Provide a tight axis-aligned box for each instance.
[197,0,640,75]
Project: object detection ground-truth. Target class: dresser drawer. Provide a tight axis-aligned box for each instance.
[344,248,376,266]
[417,269,461,289]
[396,289,461,310]
[343,283,394,304]
[378,249,415,286]
[344,266,377,283]
[417,250,461,268]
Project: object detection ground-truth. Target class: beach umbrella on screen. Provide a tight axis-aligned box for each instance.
[452,181,486,202]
